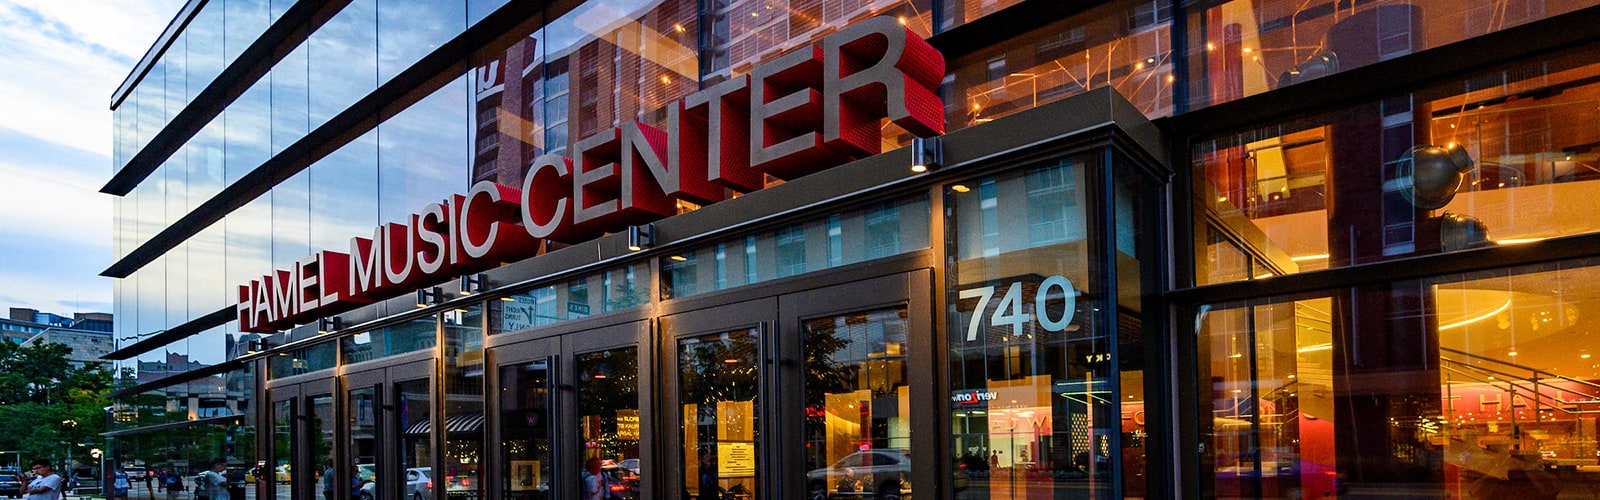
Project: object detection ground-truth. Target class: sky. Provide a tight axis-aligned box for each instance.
[0,0,185,315]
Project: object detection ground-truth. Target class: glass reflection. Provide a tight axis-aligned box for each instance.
[802,308,911,500]
[678,330,757,500]
[1197,258,1600,497]
[499,359,552,500]
[377,0,465,82]
[272,399,293,500]
[576,347,641,500]
[397,378,433,500]
[1184,0,1597,109]
[342,316,436,364]
[946,0,1173,132]
[945,155,1113,499]
[1194,46,1600,284]
[378,76,469,224]
[347,386,379,500]
[309,0,378,128]
[310,395,336,500]
[444,305,485,500]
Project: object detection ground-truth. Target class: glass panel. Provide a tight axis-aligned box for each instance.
[702,0,932,81]
[273,170,311,269]
[1194,46,1600,284]
[225,79,273,186]
[660,194,930,300]
[678,330,757,500]
[471,25,544,187]
[188,1,226,102]
[1183,0,1600,109]
[576,347,641,499]
[342,316,436,364]
[269,342,337,378]
[946,0,1173,132]
[309,0,378,128]
[1113,158,1153,497]
[272,44,311,156]
[945,154,1114,498]
[273,399,294,500]
[225,0,271,65]
[490,263,655,335]
[545,0,700,151]
[939,0,1022,30]
[499,359,552,500]
[444,305,485,500]
[396,379,432,500]
[378,76,469,225]
[802,307,911,500]
[348,386,379,500]
[310,396,335,500]
[310,130,379,251]
[377,0,465,82]
[1197,257,1600,498]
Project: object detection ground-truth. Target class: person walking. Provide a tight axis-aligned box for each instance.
[161,470,183,500]
[22,460,64,500]
[197,460,229,500]
[112,466,132,500]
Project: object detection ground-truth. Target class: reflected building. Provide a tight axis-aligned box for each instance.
[106,0,1600,499]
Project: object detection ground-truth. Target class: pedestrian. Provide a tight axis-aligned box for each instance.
[113,466,131,500]
[197,460,229,500]
[22,460,64,500]
[162,470,183,500]
[580,458,605,500]
[144,470,154,499]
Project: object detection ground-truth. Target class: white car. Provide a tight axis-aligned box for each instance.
[358,467,432,500]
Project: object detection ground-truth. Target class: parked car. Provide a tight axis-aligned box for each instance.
[806,450,911,500]
[599,461,638,500]
[0,467,21,498]
[358,467,432,500]
[275,464,291,482]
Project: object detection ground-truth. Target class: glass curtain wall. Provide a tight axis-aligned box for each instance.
[1197,258,1600,498]
[946,153,1126,499]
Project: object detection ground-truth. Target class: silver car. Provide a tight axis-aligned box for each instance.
[358,467,432,500]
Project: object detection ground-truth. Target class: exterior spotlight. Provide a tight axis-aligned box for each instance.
[459,273,488,295]
[911,136,942,173]
[246,339,267,354]
[417,286,445,308]
[316,316,344,334]
[628,223,656,251]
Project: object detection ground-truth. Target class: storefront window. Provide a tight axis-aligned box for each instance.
[576,347,642,498]
[945,154,1116,498]
[678,330,757,500]
[1194,45,1600,285]
[1196,257,1600,498]
[499,359,553,500]
[802,307,911,500]
[1184,0,1598,109]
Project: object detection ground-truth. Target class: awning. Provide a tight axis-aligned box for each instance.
[402,414,485,435]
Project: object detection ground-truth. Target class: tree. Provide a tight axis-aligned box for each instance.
[0,341,113,470]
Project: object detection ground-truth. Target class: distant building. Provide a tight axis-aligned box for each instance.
[5,308,114,368]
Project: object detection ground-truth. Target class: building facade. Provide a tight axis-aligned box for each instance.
[104,0,1600,498]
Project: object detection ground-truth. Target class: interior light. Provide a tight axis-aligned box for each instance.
[1439,299,1511,330]
[950,184,971,193]
[1582,353,1592,359]
[1289,254,1329,262]
[1508,351,1518,357]
[1296,343,1333,353]
[1495,237,1547,245]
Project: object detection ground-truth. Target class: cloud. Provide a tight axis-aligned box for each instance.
[0,0,183,315]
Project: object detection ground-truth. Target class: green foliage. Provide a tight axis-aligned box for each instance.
[0,341,112,468]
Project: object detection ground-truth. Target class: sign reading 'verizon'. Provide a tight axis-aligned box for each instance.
[237,17,946,332]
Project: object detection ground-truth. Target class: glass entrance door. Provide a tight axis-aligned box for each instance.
[344,359,433,500]
[490,320,649,500]
[660,268,936,500]
[267,378,336,500]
